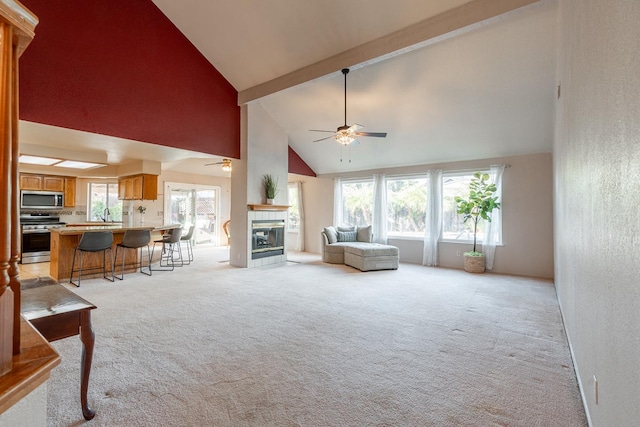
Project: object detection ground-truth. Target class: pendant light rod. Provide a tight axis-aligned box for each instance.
[342,68,349,126]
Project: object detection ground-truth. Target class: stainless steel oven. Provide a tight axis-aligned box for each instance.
[20,214,66,264]
[21,228,52,264]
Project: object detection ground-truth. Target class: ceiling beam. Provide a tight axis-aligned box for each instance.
[238,0,541,105]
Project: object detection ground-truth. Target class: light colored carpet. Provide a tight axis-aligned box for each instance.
[43,246,586,426]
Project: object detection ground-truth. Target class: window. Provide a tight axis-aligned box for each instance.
[88,182,122,222]
[442,172,501,243]
[288,183,299,231]
[341,180,374,227]
[386,177,427,237]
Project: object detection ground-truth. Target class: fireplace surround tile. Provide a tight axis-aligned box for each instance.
[247,208,288,268]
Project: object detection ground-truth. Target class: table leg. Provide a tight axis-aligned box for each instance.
[79,310,96,420]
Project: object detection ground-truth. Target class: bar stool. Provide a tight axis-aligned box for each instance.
[181,225,195,264]
[151,227,183,271]
[114,229,152,279]
[70,231,115,287]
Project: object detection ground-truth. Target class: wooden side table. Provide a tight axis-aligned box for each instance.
[21,278,97,420]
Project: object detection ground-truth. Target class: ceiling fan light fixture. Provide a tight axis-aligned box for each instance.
[335,129,355,146]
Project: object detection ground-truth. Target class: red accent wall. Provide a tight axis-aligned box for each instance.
[288,146,316,177]
[19,0,240,159]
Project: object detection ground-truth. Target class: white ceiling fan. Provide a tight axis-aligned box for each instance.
[310,68,387,146]
[205,158,232,172]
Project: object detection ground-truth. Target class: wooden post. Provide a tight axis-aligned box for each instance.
[9,37,20,355]
[0,21,13,376]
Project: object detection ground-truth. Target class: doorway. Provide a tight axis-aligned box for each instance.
[165,183,221,245]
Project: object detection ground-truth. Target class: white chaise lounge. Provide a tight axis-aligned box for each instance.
[321,226,399,271]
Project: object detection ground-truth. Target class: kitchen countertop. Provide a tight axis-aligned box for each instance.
[51,223,181,235]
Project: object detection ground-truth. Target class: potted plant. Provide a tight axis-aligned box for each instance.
[262,174,278,205]
[454,172,500,273]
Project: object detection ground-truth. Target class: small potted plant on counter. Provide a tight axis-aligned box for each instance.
[454,172,500,273]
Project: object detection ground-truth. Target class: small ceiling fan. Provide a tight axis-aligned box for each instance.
[310,68,387,146]
[205,158,232,172]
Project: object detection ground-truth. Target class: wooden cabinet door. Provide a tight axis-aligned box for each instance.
[132,175,143,200]
[142,174,158,200]
[42,176,64,192]
[118,178,133,200]
[20,174,42,190]
[125,178,134,200]
[64,178,76,207]
[118,179,127,200]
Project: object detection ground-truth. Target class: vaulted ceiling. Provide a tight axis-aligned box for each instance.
[20,0,557,176]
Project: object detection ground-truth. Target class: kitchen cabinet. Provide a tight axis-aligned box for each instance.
[64,177,76,207]
[20,174,76,207]
[43,176,64,192]
[20,174,42,190]
[20,174,65,192]
[118,174,157,200]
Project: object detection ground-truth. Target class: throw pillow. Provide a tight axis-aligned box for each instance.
[324,226,338,244]
[337,230,357,242]
[337,226,356,232]
[356,225,372,242]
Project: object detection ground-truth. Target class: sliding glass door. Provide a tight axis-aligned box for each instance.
[165,183,220,245]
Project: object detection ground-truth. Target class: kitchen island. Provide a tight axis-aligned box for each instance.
[49,224,181,281]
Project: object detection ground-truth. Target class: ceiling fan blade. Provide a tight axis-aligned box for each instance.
[309,129,335,133]
[347,124,363,132]
[204,162,222,166]
[355,132,387,138]
[313,135,336,143]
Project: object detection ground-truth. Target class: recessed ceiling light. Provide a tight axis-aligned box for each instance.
[19,155,62,165]
[53,160,104,169]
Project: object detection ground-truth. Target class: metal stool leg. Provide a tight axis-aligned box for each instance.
[70,247,80,287]
[140,245,152,276]
[115,245,125,280]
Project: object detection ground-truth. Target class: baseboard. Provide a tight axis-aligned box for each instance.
[555,287,593,427]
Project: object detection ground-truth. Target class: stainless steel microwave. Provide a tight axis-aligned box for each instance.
[20,190,64,210]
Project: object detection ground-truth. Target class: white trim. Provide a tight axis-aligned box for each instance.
[557,292,594,427]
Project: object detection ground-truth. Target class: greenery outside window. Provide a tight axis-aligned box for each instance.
[341,179,374,227]
[386,177,427,237]
[88,182,122,222]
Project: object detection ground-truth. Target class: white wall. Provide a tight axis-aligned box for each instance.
[287,173,334,253]
[230,102,289,267]
[554,1,640,425]
[305,153,554,278]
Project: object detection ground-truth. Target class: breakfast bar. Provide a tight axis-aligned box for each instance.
[49,224,181,281]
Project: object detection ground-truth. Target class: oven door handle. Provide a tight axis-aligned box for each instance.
[22,229,52,234]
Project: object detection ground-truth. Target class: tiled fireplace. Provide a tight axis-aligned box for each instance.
[247,205,288,267]
[251,219,285,259]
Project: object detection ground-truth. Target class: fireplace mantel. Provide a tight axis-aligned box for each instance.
[248,204,289,211]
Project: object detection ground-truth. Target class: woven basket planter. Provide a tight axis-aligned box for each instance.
[464,253,486,273]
